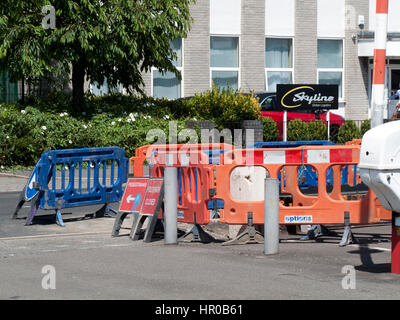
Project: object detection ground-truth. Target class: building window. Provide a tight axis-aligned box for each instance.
[265,38,293,92]
[90,78,122,96]
[210,36,239,90]
[318,39,343,98]
[152,38,183,100]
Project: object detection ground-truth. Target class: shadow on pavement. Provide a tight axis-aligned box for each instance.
[349,244,391,274]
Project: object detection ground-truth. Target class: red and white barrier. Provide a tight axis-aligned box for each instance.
[235,147,355,165]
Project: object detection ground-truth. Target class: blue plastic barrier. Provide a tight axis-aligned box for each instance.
[13,147,128,226]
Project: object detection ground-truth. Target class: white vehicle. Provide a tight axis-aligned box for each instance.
[358,120,400,213]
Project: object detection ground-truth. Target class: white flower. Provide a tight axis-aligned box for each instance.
[127,118,132,123]
[83,125,88,129]
[68,140,72,144]
[129,113,136,122]
[0,165,4,169]
[21,110,26,114]
[193,117,197,121]
[6,135,9,139]
[111,121,116,125]
[41,126,47,130]
[164,115,170,120]
[60,113,65,117]
[89,124,92,128]
[118,118,122,122]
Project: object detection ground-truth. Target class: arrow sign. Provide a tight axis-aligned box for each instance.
[25,165,40,201]
[127,195,136,203]
[119,178,149,213]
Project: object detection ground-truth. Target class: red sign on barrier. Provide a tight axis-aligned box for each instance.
[119,178,149,212]
[141,178,164,216]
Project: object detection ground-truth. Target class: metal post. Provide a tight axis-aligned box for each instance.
[164,167,178,244]
[283,111,287,142]
[327,111,330,140]
[264,178,279,255]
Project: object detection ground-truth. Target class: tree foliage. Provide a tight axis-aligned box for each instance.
[0,0,195,109]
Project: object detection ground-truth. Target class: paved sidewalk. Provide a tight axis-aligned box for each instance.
[0,171,30,193]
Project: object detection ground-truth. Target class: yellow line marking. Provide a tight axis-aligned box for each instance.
[0,231,110,241]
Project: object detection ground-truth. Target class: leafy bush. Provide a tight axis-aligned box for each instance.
[307,120,327,140]
[0,88,274,168]
[287,120,328,141]
[20,92,192,121]
[361,119,371,136]
[186,85,261,129]
[287,119,309,141]
[0,104,188,167]
[337,120,362,144]
[262,117,278,141]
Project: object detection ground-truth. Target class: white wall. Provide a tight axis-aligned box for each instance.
[317,0,345,38]
[359,40,400,57]
[210,0,241,35]
[265,0,295,36]
[369,0,400,32]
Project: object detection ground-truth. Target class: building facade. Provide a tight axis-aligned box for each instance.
[140,0,400,121]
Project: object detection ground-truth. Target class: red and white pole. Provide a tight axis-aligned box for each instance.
[371,0,388,128]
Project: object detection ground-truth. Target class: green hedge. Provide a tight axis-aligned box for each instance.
[20,86,262,124]
[186,85,261,129]
[0,105,189,167]
[262,117,278,141]
[0,87,262,168]
[287,119,327,141]
[337,120,362,144]
[0,88,375,168]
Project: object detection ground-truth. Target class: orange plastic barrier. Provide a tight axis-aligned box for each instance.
[150,150,212,226]
[345,139,362,146]
[129,143,233,177]
[213,145,391,225]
